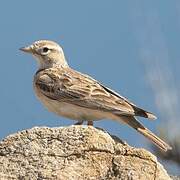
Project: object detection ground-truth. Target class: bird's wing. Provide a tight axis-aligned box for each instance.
[35,67,156,119]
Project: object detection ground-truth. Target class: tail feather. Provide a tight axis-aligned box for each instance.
[118,116,172,151]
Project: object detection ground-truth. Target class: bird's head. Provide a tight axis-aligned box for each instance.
[20,40,68,69]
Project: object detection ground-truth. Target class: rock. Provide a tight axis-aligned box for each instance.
[171,176,180,180]
[0,126,171,180]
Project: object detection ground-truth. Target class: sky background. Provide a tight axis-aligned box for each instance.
[0,0,180,175]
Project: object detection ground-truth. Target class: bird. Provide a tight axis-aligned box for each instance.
[20,40,172,151]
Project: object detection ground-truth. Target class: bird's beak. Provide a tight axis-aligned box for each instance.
[19,45,33,53]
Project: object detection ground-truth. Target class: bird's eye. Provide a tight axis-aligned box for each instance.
[42,47,49,53]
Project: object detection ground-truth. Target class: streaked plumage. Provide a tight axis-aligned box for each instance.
[20,40,172,151]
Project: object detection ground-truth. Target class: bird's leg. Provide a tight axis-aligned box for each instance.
[87,120,93,126]
[74,120,83,125]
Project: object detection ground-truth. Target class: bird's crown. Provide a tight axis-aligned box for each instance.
[20,40,68,69]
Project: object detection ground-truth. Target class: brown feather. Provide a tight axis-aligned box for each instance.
[118,116,172,151]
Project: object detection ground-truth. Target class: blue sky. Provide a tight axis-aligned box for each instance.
[0,0,179,174]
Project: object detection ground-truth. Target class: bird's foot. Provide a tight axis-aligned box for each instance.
[74,120,83,125]
[87,121,93,126]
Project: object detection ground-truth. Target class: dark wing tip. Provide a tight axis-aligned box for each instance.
[133,106,157,120]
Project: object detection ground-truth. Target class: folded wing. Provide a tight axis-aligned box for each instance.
[35,67,156,119]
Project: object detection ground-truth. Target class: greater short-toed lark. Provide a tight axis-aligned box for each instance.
[20,40,171,151]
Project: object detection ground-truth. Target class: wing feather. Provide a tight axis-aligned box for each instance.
[34,67,155,118]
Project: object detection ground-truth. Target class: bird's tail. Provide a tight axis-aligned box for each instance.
[117,115,172,151]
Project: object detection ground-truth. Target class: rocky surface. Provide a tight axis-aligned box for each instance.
[0,126,172,180]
